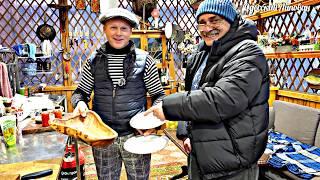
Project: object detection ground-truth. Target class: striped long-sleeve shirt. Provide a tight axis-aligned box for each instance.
[72,53,165,107]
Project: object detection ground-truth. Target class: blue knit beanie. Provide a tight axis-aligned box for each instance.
[196,0,237,24]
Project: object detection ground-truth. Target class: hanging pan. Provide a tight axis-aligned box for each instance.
[36,15,56,42]
[36,23,56,42]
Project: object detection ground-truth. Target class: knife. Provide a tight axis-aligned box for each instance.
[21,169,53,180]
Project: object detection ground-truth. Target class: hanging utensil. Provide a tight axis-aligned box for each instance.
[36,14,56,42]
[164,22,173,61]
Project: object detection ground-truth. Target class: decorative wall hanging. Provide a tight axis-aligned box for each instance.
[91,0,100,13]
[75,0,86,10]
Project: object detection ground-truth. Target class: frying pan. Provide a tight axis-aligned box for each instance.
[36,23,56,42]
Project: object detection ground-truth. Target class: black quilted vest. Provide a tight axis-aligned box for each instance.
[91,48,147,136]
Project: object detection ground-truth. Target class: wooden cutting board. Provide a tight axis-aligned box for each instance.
[21,118,53,135]
[0,158,62,179]
[22,121,53,134]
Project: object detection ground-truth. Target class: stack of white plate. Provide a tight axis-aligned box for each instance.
[124,112,169,154]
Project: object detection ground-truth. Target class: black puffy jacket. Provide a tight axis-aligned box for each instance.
[163,16,269,179]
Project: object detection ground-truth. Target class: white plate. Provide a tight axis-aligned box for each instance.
[124,135,169,154]
[130,112,166,130]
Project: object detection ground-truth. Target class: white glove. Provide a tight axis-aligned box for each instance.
[73,101,88,117]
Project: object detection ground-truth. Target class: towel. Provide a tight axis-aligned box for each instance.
[266,130,320,179]
[0,62,13,98]
[42,40,52,56]
[12,44,24,56]
[27,43,36,60]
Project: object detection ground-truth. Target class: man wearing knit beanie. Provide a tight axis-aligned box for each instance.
[145,0,269,179]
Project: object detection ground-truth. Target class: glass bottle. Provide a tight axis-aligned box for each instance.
[301,25,312,44]
[41,108,50,127]
[161,68,168,86]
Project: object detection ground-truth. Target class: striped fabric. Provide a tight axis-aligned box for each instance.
[266,130,320,179]
[78,53,163,103]
[107,54,125,88]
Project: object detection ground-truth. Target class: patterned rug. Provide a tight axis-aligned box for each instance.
[149,140,188,179]
[80,139,188,180]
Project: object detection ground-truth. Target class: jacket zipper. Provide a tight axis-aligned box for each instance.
[112,87,117,120]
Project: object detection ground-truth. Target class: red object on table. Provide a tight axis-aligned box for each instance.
[54,106,63,119]
[41,108,50,127]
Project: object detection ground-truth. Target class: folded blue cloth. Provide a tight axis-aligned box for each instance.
[12,44,24,56]
[267,130,320,179]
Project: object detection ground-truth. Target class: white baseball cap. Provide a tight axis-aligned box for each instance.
[99,8,139,29]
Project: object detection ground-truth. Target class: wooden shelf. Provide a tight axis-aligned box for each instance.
[132,30,163,34]
[265,50,320,59]
[18,55,52,59]
[245,0,320,21]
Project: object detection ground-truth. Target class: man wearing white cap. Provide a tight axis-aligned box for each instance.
[71,8,165,179]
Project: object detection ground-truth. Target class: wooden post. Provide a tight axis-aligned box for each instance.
[269,86,279,107]
[48,1,72,112]
[256,19,265,35]
[58,0,71,87]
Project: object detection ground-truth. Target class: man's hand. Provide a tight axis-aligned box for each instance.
[144,102,166,121]
[73,101,88,117]
[183,138,191,154]
[136,128,157,136]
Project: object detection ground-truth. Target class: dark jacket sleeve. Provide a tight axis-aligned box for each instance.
[71,88,91,108]
[176,121,189,140]
[163,42,267,123]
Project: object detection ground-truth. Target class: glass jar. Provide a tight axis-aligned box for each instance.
[41,108,50,127]
[54,106,63,119]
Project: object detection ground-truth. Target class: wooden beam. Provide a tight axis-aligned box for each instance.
[265,51,320,59]
[42,85,77,91]
[277,90,320,103]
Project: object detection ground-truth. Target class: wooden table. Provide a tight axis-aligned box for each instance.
[21,118,53,134]
[0,131,67,179]
[0,158,62,180]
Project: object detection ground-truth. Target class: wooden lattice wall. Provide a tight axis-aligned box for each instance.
[0,0,319,94]
[263,6,320,93]
[0,0,63,87]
